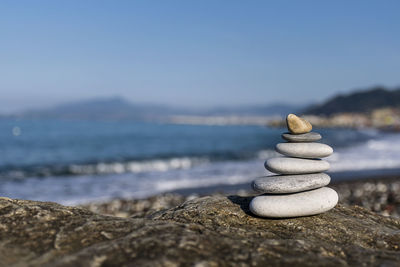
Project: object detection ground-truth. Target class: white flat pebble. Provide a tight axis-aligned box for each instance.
[249,187,338,218]
[252,173,331,194]
[276,143,333,158]
[265,157,330,174]
[282,132,322,142]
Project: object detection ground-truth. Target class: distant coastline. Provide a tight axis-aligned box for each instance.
[268,108,400,132]
[164,115,279,126]
[163,106,400,131]
[2,86,400,131]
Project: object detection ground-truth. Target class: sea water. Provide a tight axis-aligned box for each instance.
[0,119,398,204]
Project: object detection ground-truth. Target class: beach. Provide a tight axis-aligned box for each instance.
[82,174,400,218]
[2,119,400,206]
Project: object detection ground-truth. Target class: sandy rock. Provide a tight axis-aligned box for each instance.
[286,114,312,134]
[0,197,399,266]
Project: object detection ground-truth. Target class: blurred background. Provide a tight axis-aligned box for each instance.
[1,1,400,207]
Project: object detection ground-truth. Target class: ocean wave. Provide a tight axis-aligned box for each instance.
[0,157,211,180]
[0,148,279,180]
[0,159,266,205]
[329,134,400,172]
[2,132,400,205]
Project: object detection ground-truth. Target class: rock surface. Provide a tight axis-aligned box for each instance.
[282,132,322,142]
[252,173,331,193]
[249,187,338,218]
[1,196,400,266]
[265,157,330,174]
[286,114,312,134]
[276,142,333,158]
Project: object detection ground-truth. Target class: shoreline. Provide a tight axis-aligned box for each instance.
[168,169,400,196]
[82,172,400,218]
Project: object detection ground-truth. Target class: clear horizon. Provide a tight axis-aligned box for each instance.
[1,1,400,113]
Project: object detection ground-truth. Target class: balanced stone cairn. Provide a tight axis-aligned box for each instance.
[249,114,338,218]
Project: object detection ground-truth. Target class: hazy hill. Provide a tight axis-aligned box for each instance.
[16,97,300,120]
[18,97,174,120]
[303,87,400,116]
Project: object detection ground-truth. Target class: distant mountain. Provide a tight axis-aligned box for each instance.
[15,97,301,120]
[303,87,400,116]
[18,97,177,120]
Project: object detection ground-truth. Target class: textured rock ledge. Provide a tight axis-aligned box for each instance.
[1,196,400,266]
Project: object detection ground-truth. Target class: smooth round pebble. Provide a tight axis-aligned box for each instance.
[249,187,338,218]
[276,143,333,158]
[265,157,330,174]
[252,173,331,194]
[282,132,321,142]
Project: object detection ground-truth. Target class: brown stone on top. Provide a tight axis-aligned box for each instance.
[286,113,312,134]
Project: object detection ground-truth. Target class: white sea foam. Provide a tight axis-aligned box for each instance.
[68,157,209,175]
[257,149,280,159]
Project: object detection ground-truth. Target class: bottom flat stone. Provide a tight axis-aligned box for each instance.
[249,187,338,218]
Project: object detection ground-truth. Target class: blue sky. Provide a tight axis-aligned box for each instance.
[1,1,400,112]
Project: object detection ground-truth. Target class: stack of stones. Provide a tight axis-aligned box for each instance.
[249,114,338,218]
